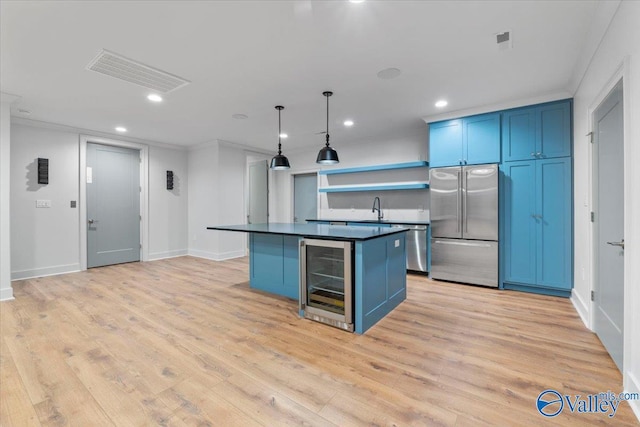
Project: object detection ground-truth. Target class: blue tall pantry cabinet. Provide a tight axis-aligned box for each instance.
[429,99,573,297]
[501,100,573,296]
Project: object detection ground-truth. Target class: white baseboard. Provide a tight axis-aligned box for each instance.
[571,289,591,330]
[626,372,640,422]
[11,263,81,281]
[188,249,245,261]
[148,249,188,261]
[0,287,14,301]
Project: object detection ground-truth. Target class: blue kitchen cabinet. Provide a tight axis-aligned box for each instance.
[428,119,462,167]
[250,233,300,299]
[502,100,571,162]
[536,158,572,289]
[429,113,500,167]
[502,158,572,296]
[502,161,537,286]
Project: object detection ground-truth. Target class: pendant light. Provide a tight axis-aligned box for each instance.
[270,105,291,170]
[316,91,339,164]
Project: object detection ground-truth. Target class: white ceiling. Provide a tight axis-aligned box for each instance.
[1,1,599,152]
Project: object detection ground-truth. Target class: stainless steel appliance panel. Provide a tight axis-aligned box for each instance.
[462,164,498,240]
[393,225,428,272]
[429,167,462,239]
[431,238,498,287]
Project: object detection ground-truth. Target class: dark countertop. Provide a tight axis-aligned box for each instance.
[306,218,430,226]
[208,223,407,241]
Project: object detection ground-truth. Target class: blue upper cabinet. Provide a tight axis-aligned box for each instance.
[539,101,571,159]
[502,108,536,161]
[428,119,462,167]
[429,113,500,167]
[502,100,571,162]
[464,113,501,165]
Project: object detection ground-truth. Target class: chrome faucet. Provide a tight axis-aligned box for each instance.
[372,197,383,221]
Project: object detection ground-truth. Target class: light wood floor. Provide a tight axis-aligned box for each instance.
[1,256,638,426]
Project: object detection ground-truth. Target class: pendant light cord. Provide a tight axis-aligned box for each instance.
[278,107,282,155]
[325,92,330,147]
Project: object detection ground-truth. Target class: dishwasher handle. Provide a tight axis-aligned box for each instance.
[391,224,428,231]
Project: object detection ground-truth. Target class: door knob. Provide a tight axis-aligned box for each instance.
[88,219,97,225]
[606,239,625,249]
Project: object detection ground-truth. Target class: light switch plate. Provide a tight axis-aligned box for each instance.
[36,200,51,208]
[395,239,400,247]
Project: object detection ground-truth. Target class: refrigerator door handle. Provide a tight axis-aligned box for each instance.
[456,170,461,233]
[464,170,469,234]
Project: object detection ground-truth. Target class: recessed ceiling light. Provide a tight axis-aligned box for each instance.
[344,120,354,127]
[435,100,448,108]
[349,0,365,3]
[147,94,163,102]
[377,68,402,80]
[279,133,288,139]
[232,113,249,120]
[115,126,127,132]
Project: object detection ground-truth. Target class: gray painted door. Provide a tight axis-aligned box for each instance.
[87,143,140,268]
[248,160,268,224]
[593,80,624,371]
[293,173,317,223]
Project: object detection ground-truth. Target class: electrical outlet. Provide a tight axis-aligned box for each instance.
[36,200,51,208]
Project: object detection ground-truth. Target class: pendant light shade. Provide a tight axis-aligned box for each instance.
[270,105,290,170]
[317,91,339,165]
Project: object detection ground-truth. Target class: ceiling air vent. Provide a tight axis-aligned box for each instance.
[86,49,190,93]
[496,30,513,51]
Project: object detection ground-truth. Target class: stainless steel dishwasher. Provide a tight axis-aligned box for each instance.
[392,224,428,273]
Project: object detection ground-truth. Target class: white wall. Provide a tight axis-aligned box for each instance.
[571,0,640,418]
[187,142,219,260]
[10,124,81,279]
[217,143,247,258]
[0,93,19,300]
[187,141,257,260]
[9,122,189,279]
[271,128,429,223]
[148,145,189,260]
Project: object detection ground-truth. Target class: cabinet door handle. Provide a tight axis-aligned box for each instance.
[530,152,536,157]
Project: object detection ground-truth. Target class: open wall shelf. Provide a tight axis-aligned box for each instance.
[318,161,429,193]
[319,183,429,193]
[318,161,428,176]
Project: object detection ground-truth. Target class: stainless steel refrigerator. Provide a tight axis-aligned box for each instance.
[429,164,498,287]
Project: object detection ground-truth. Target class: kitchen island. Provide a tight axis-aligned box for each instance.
[208,223,407,334]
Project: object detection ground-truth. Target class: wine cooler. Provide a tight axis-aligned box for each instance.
[299,239,353,332]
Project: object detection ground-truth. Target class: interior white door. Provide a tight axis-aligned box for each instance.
[248,160,268,224]
[593,80,624,371]
[87,143,140,268]
[293,173,317,223]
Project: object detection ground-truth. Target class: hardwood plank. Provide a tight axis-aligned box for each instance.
[1,256,638,426]
[0,338,42,427]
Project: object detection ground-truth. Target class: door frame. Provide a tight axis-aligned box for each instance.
[290,170,319,223]
[587,57,631,371]
[79,135,149,270]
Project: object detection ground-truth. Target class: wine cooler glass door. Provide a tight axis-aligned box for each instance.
[300,239,352,328]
